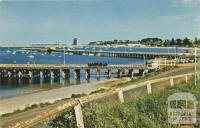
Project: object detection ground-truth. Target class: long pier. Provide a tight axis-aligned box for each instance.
[0,64,146,80]
[63,50,192,59]
[20,47,194,59]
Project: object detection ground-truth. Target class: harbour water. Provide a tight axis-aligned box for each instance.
[0,47,189,99]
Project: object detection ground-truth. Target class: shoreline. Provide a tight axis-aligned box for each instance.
[0,78,103,100]
[0,77,130,115]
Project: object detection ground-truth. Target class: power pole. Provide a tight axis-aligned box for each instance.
[64,46,66,66]
[195,47,197,85]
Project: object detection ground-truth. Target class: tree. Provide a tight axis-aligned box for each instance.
[170,38,176,46]
[164,39,170,46]
[183,37,192,46]
[176,38,182,46]
[194,37,198,45]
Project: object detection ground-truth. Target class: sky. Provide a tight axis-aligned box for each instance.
[0,0,200,45]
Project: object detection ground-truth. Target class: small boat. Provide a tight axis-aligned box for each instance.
[12,49,16,55]
[89,53,94,56]
[28,55,34,59]
[6,49,11,53]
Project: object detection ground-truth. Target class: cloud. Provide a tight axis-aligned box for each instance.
[173,0,200,6]
[179,0,200,3]
[158,14,189,21]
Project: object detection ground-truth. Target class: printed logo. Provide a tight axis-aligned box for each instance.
[167,92,198,125]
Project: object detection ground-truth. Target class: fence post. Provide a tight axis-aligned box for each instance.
[117,88,124,103]
[147,82,152,94]
[170,76,174,86]
[185,75,188,83]
[197,73,200,80]
[74,103,85,128]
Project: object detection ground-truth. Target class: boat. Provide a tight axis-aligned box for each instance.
[12,49,16,55]
[28,55,34,59]
[89,53,94,56]
[28,48,34,59]
[6,48,11,53]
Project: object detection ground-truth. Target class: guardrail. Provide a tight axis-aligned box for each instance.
[73,72,199,128]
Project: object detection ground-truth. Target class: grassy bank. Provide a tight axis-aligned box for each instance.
[1,67,174,118]
[48,79,200,128]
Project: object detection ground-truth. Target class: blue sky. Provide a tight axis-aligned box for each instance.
[0,0,199,45]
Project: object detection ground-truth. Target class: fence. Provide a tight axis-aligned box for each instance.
[7,72,200,128]
[72,72,199,128]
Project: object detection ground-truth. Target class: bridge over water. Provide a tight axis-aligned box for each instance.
[21,48,193,59]
[0,64,146,80]
[63,49,192,59]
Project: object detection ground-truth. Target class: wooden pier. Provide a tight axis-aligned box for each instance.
[0,64,146,80]
[62,50,192,59]
[21,48,193,59]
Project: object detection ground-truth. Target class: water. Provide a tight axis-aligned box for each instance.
[0,47,190,99]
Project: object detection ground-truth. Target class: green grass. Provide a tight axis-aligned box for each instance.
[1,102,51,117]
[48,79,200,128]
[89,88,106,95]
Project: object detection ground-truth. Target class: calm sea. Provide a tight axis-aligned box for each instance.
[0,47,189,98]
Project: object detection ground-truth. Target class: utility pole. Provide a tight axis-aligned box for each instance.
[64,46,66,66]
[195,47,197,85]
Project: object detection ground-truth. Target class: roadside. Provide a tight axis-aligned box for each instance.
[0,65,196,128]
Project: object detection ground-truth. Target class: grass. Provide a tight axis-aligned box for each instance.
[89,88,107,95]
[1,102,51,117]
[48,79,200,128]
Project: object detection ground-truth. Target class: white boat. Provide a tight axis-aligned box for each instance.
[6,49,11,53]
[12,49,16,55]
[96,53,101,56]
[28,55,34,59]
[89,53,94,56]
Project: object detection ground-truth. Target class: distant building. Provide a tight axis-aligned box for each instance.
[73,38,78,45]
